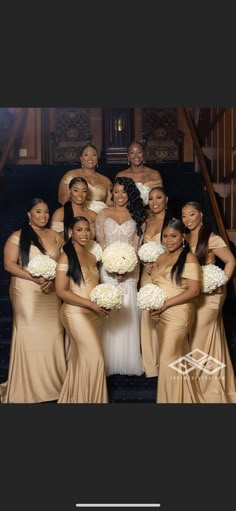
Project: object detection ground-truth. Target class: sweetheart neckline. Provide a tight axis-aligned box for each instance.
[105,217,135,227]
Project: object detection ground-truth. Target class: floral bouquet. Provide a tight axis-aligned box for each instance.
[102,242,138,275]
[135,182,151,205]
[137,283,167,310]
[86,200,108,214]
[138,241,166,263]
[201,264,228,293]
[27,254,57,280]
[90,283,123,309]
[86,240,103,262]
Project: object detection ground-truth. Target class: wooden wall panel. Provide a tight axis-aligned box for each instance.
[16,108,42,165]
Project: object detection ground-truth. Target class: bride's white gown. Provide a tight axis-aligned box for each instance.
[96,215,143,376]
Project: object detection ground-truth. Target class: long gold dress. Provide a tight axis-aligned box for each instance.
[57,262,108,403]
[140,232,161,377]
[62,171,112,202]
[151,261,204,403]
[187,233,236,403]
[0,234,67,403]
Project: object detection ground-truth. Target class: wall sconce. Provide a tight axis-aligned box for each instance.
[114,116,125,132]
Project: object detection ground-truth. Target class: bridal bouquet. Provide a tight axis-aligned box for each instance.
[201,264,228,293]
[102,242,138,274]
[86,240,103,262]
[137,283,167,310]
[135,182,151,205]
[27,254,57,280]
[138,241,166,263]
[90,283,123,309]
[86,200,108,214]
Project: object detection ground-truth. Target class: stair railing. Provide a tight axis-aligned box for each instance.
[183,108,230,245]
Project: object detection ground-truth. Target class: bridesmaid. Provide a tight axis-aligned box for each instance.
[115,141,163,189]
[57,144,113,206]
[181,201,236,403]
[1,198,67,403]
[51,176,97,240]
[150,218,204,403]
[55,216,108,403]
[140,186,170,377]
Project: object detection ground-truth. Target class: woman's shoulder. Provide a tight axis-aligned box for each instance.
[208,232,227,249]
[115,168,129,177]
[51,206,64,221]
[6,229,21,245]
[97,171,113,187]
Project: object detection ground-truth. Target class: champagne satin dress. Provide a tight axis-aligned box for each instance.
[140,232,161,377]
[187,233,236,403]
[57,262,108,403]
[151,261,204,403]
[0,234,67,403]
[62,171,112,202]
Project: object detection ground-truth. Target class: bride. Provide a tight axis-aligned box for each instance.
[95,176,146,376]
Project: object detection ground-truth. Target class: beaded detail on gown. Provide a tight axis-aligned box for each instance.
[96,215,143,376]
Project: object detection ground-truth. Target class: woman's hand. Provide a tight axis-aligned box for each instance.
[144,262,153,275]
[149,301,169,322]
[32,276,47,286]
[41,280,55,294]
[90,302,110,318]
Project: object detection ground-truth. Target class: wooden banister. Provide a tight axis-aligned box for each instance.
[0,108,28,175]
[183,108,229,245]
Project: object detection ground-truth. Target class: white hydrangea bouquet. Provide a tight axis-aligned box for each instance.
[201,264,228,293]
[86,240,103,262]
[102,241,138,274]
[86,200,108,214]
[135,182,151,205]
[27,254,57,280]
[137,283,168,310]
[138,241,166,263]
[90,283,123,309]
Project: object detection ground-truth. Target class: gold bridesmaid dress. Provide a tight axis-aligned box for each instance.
[188,233,236,403]
[140,232,161,377]
[57,263,108,403]
[152,261,204,403]
[0,234,67,403]
[63,173,112,202]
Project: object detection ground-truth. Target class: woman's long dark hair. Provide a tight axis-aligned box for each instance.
[64,177,88,242]
[63,216,89,285]
[161,218,190,284]
[19,198,48,267]
[113,176,146,236]
[182,201,212,265]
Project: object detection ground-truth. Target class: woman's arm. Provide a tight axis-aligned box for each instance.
[58,173,72,205]
[4,236,45,285]
[212,246,236,280]
[55,256,108,317]
[95,210,107,249]
[150,278,200,321]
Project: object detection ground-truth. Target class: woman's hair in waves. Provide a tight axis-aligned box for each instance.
[113,176,146,236]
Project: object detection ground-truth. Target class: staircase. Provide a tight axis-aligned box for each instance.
[0,161,235,402]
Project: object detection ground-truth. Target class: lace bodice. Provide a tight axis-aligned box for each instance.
[95,211,142,251]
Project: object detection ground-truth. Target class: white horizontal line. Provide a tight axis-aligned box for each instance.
[75,506,160,509]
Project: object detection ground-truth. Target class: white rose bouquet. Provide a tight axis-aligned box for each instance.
[27,254,57,280]
[137,283,168,310]
[86,240,103,262]
[201,264,228,293]
[86,200,108,214]
[138,241,166,263]
[102,242,138,274]
[135,182,151,205]
[90,283,123,309]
